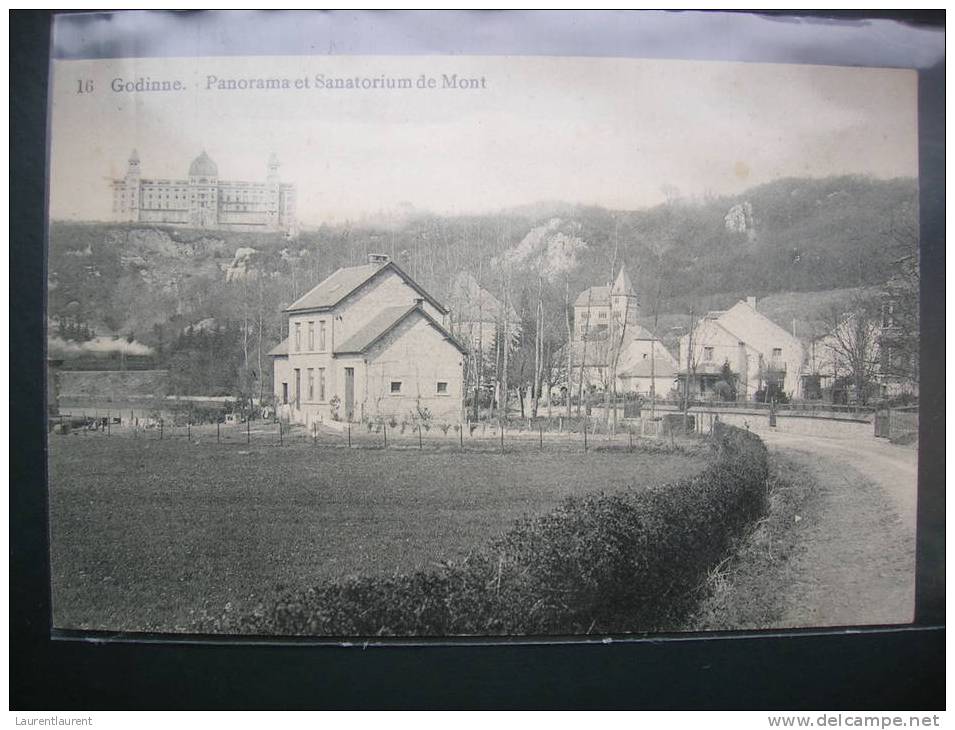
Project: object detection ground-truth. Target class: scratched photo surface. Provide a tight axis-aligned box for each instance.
[47,52,920,636]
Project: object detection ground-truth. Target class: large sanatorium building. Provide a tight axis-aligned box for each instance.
[110,150,297,235]
[270,254,467,425]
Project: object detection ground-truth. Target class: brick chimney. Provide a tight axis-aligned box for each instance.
[368,253,390,264]
[746,296,757,310]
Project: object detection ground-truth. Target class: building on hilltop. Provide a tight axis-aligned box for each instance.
[110,150,297,235]
[270,254,467,425]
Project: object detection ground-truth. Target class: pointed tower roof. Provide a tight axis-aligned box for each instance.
[268,152,280,168]
[129,149,140,163]
[611,265,634,296]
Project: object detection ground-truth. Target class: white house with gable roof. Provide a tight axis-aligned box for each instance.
[678,297,805,400]
[270,254,467,425]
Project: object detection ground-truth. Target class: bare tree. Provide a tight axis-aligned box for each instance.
[819,294,883,405]
[576,288,594,416]
[564,277,574,420]
[530,267,544,418]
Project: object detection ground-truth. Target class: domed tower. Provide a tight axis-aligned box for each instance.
[187,151,219,228]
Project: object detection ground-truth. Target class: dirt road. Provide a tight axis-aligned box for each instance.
[758,430,917,628]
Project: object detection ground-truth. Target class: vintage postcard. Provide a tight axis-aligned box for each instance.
[47,21,922,637]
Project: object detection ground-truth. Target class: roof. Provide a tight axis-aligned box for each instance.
[618,357,678,379]
[575,285,610,308]
[335,305,467,356]
[189,151,218,178]
[713,300,802,351]
[448,272,519,323]
[612,266,635,296]
[285,260,448,314]
[267,338,288,357]
[625,323,658,341]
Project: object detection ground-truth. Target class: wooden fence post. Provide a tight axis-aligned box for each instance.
[383,424,388,449]
[459,425,463,449]
[217,421,220,444]
[418,425,423,450]
[187,422,191,441]
[347,424,352,448]
[279,422,283,446]
[539,424,543,450]
[160,419,164,440]
[584,422,588,452]
[500,424,505,454]
[247,417,251,444]
[107,412,110,437]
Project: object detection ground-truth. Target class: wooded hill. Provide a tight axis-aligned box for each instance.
[48,174,917,394]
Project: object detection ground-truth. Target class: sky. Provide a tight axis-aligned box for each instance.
[48,55,919,225]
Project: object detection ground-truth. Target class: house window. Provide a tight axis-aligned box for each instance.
[436,381,448,394]
[598,312,607,320]
[294,322,301,351]
[319,321,327,351]
[307,368,314,400]
[307,321,314,350]
[281,382,288,405]
[772,348,783,358]
[703,347,714,361]
[390,381,402,394]
[318,368,326,401]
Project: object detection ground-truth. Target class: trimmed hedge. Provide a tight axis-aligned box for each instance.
[215,423,768,636]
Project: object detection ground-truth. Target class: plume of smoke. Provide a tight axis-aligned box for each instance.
[48,335,154,359]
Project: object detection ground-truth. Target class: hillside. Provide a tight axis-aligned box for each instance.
[48,175,917,393]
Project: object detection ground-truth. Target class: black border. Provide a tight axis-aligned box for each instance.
[11,9,945,709]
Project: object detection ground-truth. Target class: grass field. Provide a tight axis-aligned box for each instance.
[49,435,708,633]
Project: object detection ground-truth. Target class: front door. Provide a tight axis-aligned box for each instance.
[294,369,301,409]
[344,367,355,421]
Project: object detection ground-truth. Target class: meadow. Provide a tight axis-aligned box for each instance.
[48,434,707,633]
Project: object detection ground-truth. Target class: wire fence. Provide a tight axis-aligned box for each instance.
[49,411,711,455]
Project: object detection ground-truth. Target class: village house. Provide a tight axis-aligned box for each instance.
[563,266,677,398]
[678,297,805,401]
[574,266,640,339]
[446,272,521,353]
[563,325,678,396]
[270,254,467,425]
